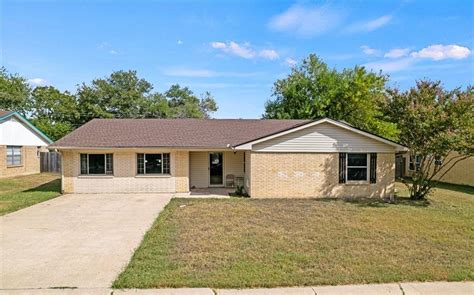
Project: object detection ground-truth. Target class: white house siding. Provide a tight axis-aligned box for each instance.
[62,149,188,194]
[189,151,244,188]
[190,151,208,188]
[244,150,251,195]
[0,117,49,146]
[253,122,394,153]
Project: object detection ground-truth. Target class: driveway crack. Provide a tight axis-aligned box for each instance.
[398,283,405,295]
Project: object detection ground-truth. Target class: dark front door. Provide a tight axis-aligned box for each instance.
[209,152,223,186]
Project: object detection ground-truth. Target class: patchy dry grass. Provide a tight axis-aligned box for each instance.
[114,182,474,288]
[0,173,61,215]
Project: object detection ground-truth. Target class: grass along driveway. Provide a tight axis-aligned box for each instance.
[0,173,61,216]
[114,182,474,289]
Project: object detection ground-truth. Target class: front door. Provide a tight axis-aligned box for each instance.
[209,152,223,186]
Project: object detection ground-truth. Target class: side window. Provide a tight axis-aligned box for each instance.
[347,153,368,181]
[6,146,22,166]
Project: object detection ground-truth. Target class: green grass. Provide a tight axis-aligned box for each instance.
[114,182,474,289]
[0,173,61,216]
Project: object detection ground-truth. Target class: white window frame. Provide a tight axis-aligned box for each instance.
[136,153,171,175]
[409,155,422,171]
[80,153,113,175]
[346,153,369,183]
[6,146,22,167]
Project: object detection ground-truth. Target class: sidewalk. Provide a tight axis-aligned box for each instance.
[1,282,472,294]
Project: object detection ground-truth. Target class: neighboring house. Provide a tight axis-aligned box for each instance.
[49,118,407,198]
[396,152,474,186]
[0,110,53,178]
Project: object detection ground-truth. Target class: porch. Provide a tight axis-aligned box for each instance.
[189,150,246,190]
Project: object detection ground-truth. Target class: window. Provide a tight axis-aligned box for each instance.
[6,146,22,166]
[347,153,368,181]
[80,154,113,175]
[137,153,170,175]
[409,155,422,171]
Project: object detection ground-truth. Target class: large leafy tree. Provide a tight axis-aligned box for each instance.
[76,70,153,124]
[165,85,217,118]
[0,67,31,115]
[76,71,218,123]
[30,86,80,141]
[264,54,398,139]
[384,80,473,200]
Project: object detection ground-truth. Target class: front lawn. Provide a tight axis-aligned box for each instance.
[0,173,61,216]
[114,182,474,288]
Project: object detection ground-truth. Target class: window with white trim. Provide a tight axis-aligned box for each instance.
[347,153,368,181]
[137,153,170,175]
[409,155,422,171]
[6,146,22,166]
[80,154,113,175]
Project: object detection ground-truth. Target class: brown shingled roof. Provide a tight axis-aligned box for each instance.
[0,110,14,118]
[50,119,311,148]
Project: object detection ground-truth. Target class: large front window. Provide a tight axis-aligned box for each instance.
[6,146,22,166]
[80,154,113,175]
[347,153,368,181]
[137,153,170,175]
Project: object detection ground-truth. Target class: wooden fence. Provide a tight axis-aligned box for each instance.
[40,152,61,173]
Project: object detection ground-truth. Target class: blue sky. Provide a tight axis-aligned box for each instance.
[2,0,473,118]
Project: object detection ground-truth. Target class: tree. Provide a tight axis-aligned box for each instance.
[76,71,218,122]
[165,85,217,118]
[264,54,398,139]
[384,80,473,200]
[0,67,31,115]
[76,70,153,124]
[30,86,79,141]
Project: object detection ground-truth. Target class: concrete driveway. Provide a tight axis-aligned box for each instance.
[0,193,171,290]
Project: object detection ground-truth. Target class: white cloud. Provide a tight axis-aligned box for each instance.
[210,41,227,49]
[411,44,471,60]
[346,15,392,33]
[163,67,263,78]
[384,48,410,58]
[210,41,279,60]
[27,78,48,86]
[284,57,297,66]
[363,58,415,73]
[259,49,279,60]
[177,40,183,45]
[361,45,380,56]
[98,42,118,55]
[268,4,345,37]
[210,41,256,59]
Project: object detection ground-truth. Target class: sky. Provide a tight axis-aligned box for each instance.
[2,0,473,118]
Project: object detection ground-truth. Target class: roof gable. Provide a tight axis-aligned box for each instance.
[0,112,53,145]
[234,118,407,152]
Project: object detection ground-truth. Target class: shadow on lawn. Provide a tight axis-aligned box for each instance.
[315,196,430,208]
[24,179,61,193]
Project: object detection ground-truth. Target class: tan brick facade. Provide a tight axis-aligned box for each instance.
[249,152,395,198]
[174,151,189,192]
[0,145,41,178]
[61,149,190,194]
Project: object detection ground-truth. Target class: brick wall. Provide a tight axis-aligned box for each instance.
[250,152,395,198]
[175,151,189,192]
[61,149,190,194]
[0,145,41,178]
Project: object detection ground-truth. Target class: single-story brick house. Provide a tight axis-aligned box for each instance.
[49,118,407,198]
[1,110,52,178]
